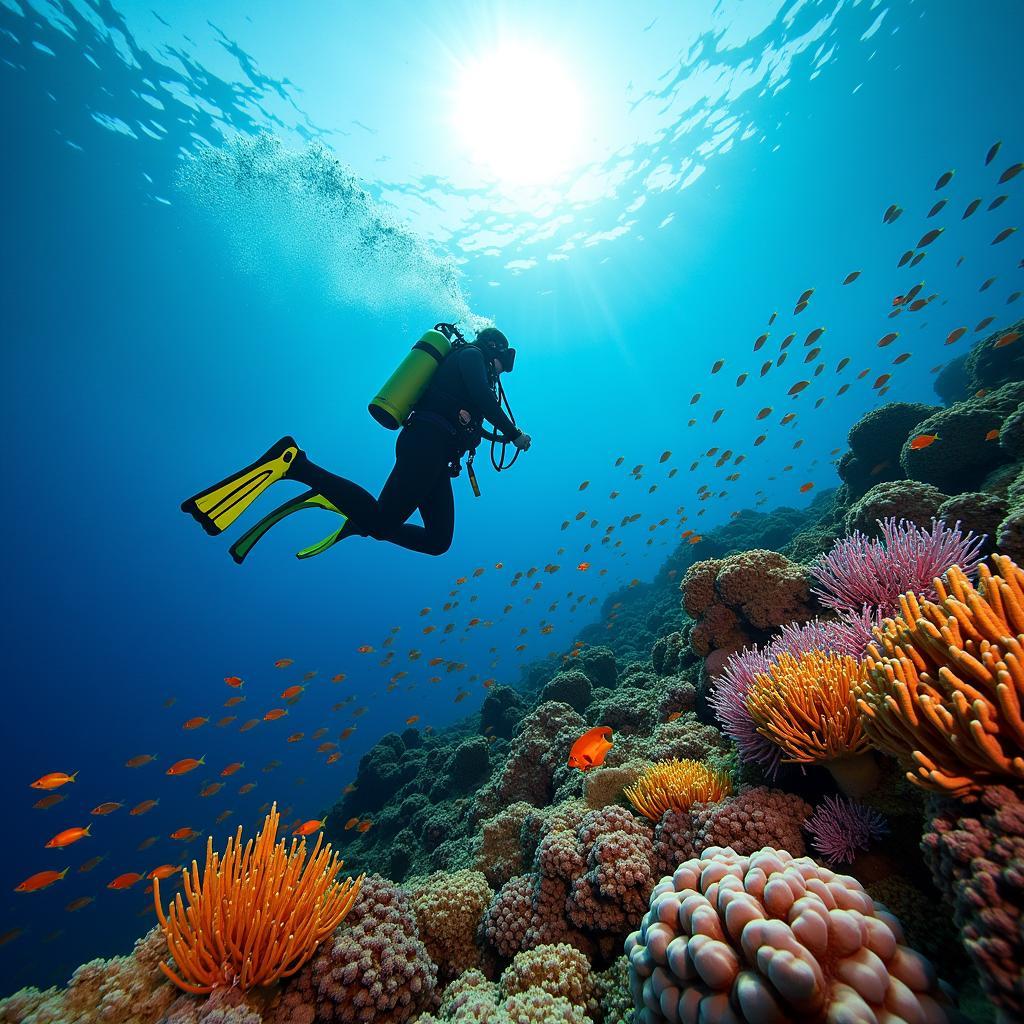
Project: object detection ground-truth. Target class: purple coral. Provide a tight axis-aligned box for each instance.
[805,795,889,865]
[810,517,985,616]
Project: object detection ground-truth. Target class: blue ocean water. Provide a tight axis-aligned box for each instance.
[1,0,1021,998]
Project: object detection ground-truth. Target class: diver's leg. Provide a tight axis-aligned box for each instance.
[286,451,380,529]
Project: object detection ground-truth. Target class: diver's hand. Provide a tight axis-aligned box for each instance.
[512,431,532,451]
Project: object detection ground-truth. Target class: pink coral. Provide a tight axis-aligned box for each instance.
[626,846,959,1024]
[652,788,811,877]
[810,516,984,616]
[922,785,1024,1021]
[482,805,657,965]
[279,873,436,1024]
[805,796,889,866]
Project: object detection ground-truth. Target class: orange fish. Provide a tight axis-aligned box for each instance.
[406,715,420,725]
[332,673,347,682]
[31,771,77,791]
[287,732,305,743]
[79,854,107,871]
[33,794,65,810]
[909,434,939,450]
[344,817,359,831]
[130,799,159,816]
[170,827,199,841]
[224,676,244,688]
[224,695,246,707]
[326,752,342,765]
[292,818,326,837]
[216,716,237,728]
[239,782,257,795]
[85,803,118,818]
[357,820,373,833]
[665,712,683,723]
[16,868,68,892]
[986,429,1000,441]
[264,708,288,721]
[281,685,305,700]
[800,482,814,493]
[147,864,181,881]
[182,717,208,730]
[220,762,244,776]
[995,331,1021,349]
[357,645,374,654]
[108,872,143,890]
[45,825,91,848]
[567,726,614,770]
[166,756,204,776]
[199,782,224,798]
[66,896,95,912]
[577,562,590,571]
[216,810,233,823]
[125,754,157,768]
[274,659,294,668]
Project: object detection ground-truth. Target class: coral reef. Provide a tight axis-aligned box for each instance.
[626,846,960,1024]
[651,787,812,876]
[406,869,492,981]
[276,873,436,1024]
[843,479,949,535]
[922,785,1024,1022]
[965,316,1024,393]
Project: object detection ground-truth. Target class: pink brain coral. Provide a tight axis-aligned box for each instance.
[626,846,959,1024]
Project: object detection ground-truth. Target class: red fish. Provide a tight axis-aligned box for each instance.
[16,868,68,892]
[567,726,614,770]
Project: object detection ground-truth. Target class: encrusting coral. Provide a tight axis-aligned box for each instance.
[154,803,363,994]
[406,869,493,981]
[623,759,732,822]
[626,846,961,1024]
[856,553,1024,797]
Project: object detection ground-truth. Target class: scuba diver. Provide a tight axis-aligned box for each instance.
[180,326,531,562]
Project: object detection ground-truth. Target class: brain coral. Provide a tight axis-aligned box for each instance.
[407,869,493,981]
[626,846,959,1024]
[843,479,949,536]
[921,784,1024,1022]
[278,873,436,1024]
[900,380,1024,493]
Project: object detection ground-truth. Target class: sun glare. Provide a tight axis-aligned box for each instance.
[451,43,584,187]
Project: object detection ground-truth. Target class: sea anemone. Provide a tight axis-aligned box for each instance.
[810,516,984,616]
[856,553,1024,796]
[623,759,733,821]
[153,802,363,993]
[746,650,878,797]
[805,795,889,865]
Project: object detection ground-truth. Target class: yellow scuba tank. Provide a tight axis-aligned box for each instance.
[368,328,452,430]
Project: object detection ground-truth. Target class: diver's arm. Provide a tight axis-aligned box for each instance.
[459,349,520,438]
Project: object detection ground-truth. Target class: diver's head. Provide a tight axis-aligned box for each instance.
[476,327,516,374]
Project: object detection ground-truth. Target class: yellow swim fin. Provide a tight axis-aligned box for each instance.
[181,436,300,536]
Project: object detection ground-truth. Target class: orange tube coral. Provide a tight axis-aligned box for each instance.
[623,759,732,821]
[856,554,1024,797]
[153,803,363,994]
[746,650,870,765]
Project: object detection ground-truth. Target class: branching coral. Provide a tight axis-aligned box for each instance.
[810,517,984,617]
[154,803,363,994]
[746,650,877,796]
[856,554,1024,796]
[623,760,732,822]
[626,846,959,1024]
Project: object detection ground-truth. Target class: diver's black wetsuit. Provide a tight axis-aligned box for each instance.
[287,345,519,555]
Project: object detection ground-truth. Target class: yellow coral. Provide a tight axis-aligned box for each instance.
[623,759,732,821]
[856,554,1024,797]
[153,803,362,993]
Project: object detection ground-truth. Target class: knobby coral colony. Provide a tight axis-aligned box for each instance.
[154,803,363,993]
